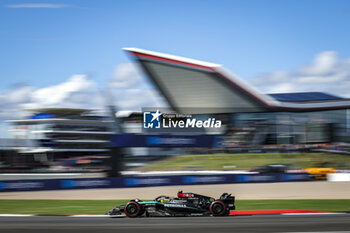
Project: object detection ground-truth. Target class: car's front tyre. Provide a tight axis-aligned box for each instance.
[124,201,141,218]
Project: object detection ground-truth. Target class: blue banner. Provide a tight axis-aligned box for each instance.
[30,114,55,119]
[111,134,223,147]
[0,173,311,192]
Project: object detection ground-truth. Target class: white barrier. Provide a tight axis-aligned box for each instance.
[328,173,350,182]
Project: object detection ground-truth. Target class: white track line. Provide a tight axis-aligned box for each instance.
[69,215,110,217]
[69,215,125,218]
[282,213,346,216]
[0,214,34,217]
[0,214,122,217]
[109,215,126,218]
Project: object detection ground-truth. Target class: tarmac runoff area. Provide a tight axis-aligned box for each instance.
[0,181,349,200]
[0,214,350,233]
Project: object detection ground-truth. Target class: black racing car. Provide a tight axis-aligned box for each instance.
[107,191,235,217]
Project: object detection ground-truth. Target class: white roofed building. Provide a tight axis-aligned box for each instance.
[124,48,350,145]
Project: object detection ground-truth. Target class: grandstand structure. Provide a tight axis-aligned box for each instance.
[6,109,182,171]
[7,108,113,168]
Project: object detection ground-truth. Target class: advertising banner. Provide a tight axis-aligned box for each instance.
[0,173,311,192]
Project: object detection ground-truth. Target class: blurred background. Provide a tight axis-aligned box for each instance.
[1,0,350,185]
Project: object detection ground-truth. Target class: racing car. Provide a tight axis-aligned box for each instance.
[107,190,235,217]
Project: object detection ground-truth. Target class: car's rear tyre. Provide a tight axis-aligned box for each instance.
[124,201,141,218]
[210,201,226,216]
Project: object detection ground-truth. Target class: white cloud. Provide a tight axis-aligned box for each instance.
[4,84,33,104]
[5,4,70,8]
[0,85,33,137]
[0,75,104,137]
[112,88,166,110]
[23,74,102,109]
[0,61,168,137]
[0,75,102,120]
[0,84,32,120]
[249,50,350,97]
[109,63,144,88]
[108,62,167,111]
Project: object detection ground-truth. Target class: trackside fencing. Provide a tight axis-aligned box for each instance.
[0,173,311,192]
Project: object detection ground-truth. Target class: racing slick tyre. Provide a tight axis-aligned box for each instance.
[210,201,226,216]
[124,201,141,218]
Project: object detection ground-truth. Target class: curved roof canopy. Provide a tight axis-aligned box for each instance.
[124,48,350,114]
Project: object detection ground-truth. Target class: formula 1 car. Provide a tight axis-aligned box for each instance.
[106,191,235,217]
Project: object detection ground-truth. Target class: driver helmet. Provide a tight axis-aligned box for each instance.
[178,189,183,193]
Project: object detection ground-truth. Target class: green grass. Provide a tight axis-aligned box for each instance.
[0,200,127,215]
[0,200,349,215]
[134,153,350,171]
[237,200,350,212]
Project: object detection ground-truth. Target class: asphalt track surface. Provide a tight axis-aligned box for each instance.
[0,214,350,233]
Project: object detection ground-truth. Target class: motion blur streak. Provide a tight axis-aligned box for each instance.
[0,215,349,233]
[1,182,349,200]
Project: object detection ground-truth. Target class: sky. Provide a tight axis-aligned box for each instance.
[1,0,350,136]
